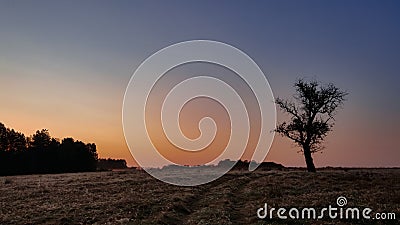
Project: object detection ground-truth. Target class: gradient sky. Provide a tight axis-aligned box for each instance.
[0,0,399,167]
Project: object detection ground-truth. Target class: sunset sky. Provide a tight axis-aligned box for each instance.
[0,0,399,167]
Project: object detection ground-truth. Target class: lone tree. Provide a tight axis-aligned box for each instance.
[275,79,347,172]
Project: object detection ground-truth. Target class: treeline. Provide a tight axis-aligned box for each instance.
[97,158,127,170]
[0,122,98,176]
[161,160,285,171]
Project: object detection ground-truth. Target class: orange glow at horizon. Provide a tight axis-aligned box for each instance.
[0,58,399,168]
[1,104,399,168]
[0,68,400,167]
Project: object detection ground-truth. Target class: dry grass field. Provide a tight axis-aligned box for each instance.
[0,169,399,225]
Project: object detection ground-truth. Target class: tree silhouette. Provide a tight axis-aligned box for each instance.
[7,129,26,152]
[0,123,7,151]
[275,79,347,172]
[0,122,99,175]
[58,138,98,172]
[31,129,51,150]
[0,123,26,152]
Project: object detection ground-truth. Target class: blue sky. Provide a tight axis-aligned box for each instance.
[0,0,399,167]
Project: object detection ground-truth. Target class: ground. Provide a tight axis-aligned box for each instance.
[0,169,399,224]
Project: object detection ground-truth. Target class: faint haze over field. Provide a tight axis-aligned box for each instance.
[0,0,399,167]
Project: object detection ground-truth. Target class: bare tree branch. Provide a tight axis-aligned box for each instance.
[275,78,347,172]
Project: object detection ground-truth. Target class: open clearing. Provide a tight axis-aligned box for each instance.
[0,169,399,224]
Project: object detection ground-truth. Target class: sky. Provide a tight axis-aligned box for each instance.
[0,0,399,167]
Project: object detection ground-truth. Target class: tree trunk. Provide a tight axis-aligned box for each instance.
[303,145,316,172]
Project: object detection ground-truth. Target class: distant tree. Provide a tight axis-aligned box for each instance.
[86,143,99,169]
[59,138,98,172]
[60,138,80,172]
[0,123,8,174]
[31,129,51,150]
[7,129,27,152]
[275,79,347,172]
[0,123,7,152]
[0,123,27,174]
[0,123,26,152]
[28,129,52,173]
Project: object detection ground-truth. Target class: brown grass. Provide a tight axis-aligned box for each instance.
[0,169,398,224]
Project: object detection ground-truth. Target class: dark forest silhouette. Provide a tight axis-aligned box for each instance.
[275,78,347,172]
[0,122,98,176]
